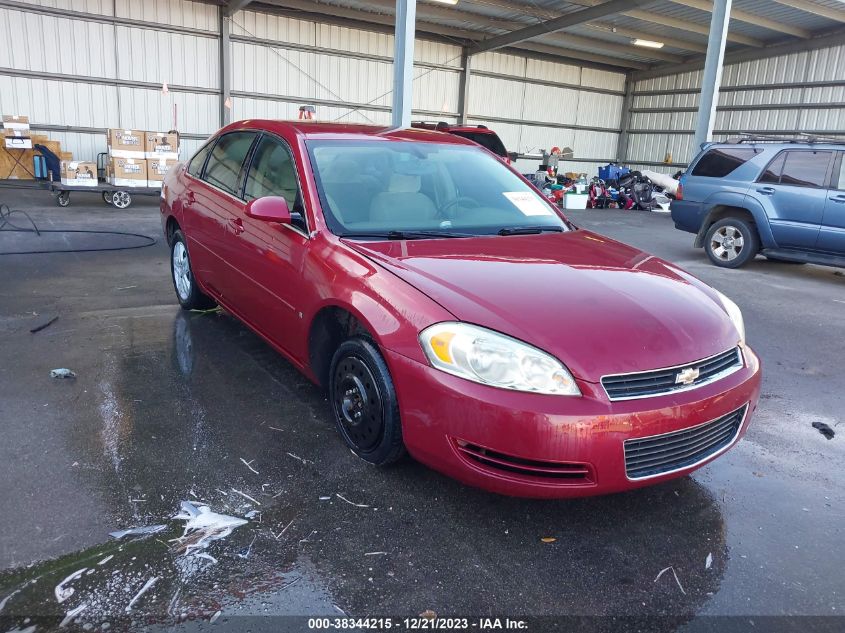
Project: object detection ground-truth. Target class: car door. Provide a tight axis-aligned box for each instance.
[179,139,219,285]
[220,132,312,355]
[191,131,259,301]
[756,149,834,249]
[816,152,845,254]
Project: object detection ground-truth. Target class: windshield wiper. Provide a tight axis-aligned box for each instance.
[497,226,564,236]
[340,230,473,240]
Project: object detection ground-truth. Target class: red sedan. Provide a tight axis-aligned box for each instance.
[161,120,761,498]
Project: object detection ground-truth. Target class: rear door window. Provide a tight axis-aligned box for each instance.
[834,152,845,190]
[759,150,833,188]
[691,147,760,178]
[187,140,215,177]
[203,132,257,196]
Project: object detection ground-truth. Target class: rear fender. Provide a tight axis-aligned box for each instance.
[693,193,774,249]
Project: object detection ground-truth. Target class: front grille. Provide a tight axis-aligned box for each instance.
[601,347,742,401]
[624,405,747,479]
[453,439,593,483]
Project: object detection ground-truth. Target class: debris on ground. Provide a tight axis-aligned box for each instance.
[109,525,167,539]
[50,368,76,379]
[55,568,87,603]
[540,537,556,543]
[30,314,58,333]
[705,553,713,569]
[654,566,686,594]
[231,488,261,506]
[244,510,260,519]
[287,452,313,465]
[420,610,437,620]
[336,493,369,508]
[125,577,159,612]
[812,421,835,440]
[240,458,259,474]
[59,602,87,628]
[172,501,248,554]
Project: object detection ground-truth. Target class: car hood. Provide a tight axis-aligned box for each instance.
[345,230,741,382]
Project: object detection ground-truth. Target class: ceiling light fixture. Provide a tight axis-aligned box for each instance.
[632,38,664,49]
[428,0,460,5]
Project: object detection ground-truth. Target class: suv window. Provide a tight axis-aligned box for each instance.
[187,140,215,177]
[203,132,257,195]
[759,150,832,188]
[835,153,845,190]
[691,147,760,178]
[244,135,299,207]
[450,131,507,158]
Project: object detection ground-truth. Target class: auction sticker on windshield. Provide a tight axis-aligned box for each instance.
[503,191,554,216]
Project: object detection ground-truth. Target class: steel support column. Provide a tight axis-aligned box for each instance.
[617,72,634,163]
[693,0,732,150]
[392,0,417,128]
[220,8,232,126]
[457,48,471,125]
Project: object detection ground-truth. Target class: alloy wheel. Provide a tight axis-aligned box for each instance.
[172,241,192,302]
[710,225,745,262]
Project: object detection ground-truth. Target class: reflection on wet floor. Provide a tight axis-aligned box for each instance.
[0,310,730,630]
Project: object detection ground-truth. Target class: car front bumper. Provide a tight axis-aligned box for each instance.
[385,346,761,498]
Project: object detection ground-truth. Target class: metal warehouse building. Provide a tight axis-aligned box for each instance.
[1,0,843,176]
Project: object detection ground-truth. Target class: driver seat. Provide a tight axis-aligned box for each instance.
[370,173,437,224]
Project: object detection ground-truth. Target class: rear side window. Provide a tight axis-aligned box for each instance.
[451,131,507,158]
[779,151,832,188]
[691,147,760,178]
[834,153,845,190]
[203,132,257,195]
[187,140,214,177]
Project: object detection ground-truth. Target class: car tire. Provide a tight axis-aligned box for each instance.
[704,217,759,268]
[170,229,216,311]
[329,337,406,466]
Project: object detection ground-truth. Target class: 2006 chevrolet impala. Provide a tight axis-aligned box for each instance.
[161,120,761,498]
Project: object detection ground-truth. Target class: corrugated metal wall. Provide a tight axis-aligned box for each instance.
[468,51,626,174]
[625,43,845,173]
[0,0,626,171]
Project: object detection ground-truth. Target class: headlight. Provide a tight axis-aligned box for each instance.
[715,290,745,345]
[419,322,580,396]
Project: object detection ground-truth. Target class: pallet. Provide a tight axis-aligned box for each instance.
[0,134,68,179]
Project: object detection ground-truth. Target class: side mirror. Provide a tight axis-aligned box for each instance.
[244,196,291,223]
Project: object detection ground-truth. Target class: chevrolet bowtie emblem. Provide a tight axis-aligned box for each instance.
[675,367,700,385]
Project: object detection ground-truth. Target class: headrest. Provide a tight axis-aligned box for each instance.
[323,157,361,183]
[388,173,421,193]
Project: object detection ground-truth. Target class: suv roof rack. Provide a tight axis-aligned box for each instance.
[726,132,845,145]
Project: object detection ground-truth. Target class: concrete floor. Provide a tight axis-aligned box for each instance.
[0,189,843,631]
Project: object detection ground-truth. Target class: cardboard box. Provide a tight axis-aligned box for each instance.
[108,129,145,159]
[61,161,98,187]
[2,114,30,131]
[3,128,32,149]
[146,158,173,188]
[108,157,147,187]
[144,132,179,160]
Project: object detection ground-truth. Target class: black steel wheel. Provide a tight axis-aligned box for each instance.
[329,337,405,465]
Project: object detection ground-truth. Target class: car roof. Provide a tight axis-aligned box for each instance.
[219,119,480,146]
[706,141,845,151]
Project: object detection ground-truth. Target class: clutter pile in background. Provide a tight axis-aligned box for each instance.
[525,153,680,213]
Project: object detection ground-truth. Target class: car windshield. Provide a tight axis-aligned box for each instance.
[306,140,567,238]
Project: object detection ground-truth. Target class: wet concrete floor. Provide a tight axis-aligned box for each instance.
[0,190,842,631]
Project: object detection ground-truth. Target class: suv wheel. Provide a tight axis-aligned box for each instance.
[704,217,759,268]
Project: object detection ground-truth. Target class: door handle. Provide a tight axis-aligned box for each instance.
[756,186,775,195]
[229,217,245,235]
[830,195,845,203]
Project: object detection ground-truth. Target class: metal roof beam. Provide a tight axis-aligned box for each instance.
[667,0,813,38]
[468,0,658,54]
[770,0,845,23]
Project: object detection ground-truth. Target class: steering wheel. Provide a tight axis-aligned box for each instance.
[438,196,480,219]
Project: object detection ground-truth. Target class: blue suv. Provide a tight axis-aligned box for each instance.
[671,138,845,268]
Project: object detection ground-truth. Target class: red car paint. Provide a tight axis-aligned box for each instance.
[162,120,761,498]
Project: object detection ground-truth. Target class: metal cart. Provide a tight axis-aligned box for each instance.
[48,152,160,209]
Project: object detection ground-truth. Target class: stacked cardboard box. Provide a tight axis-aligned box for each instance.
[107,128,178,187]
[60,161,98,187]
[3,115,32,150]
